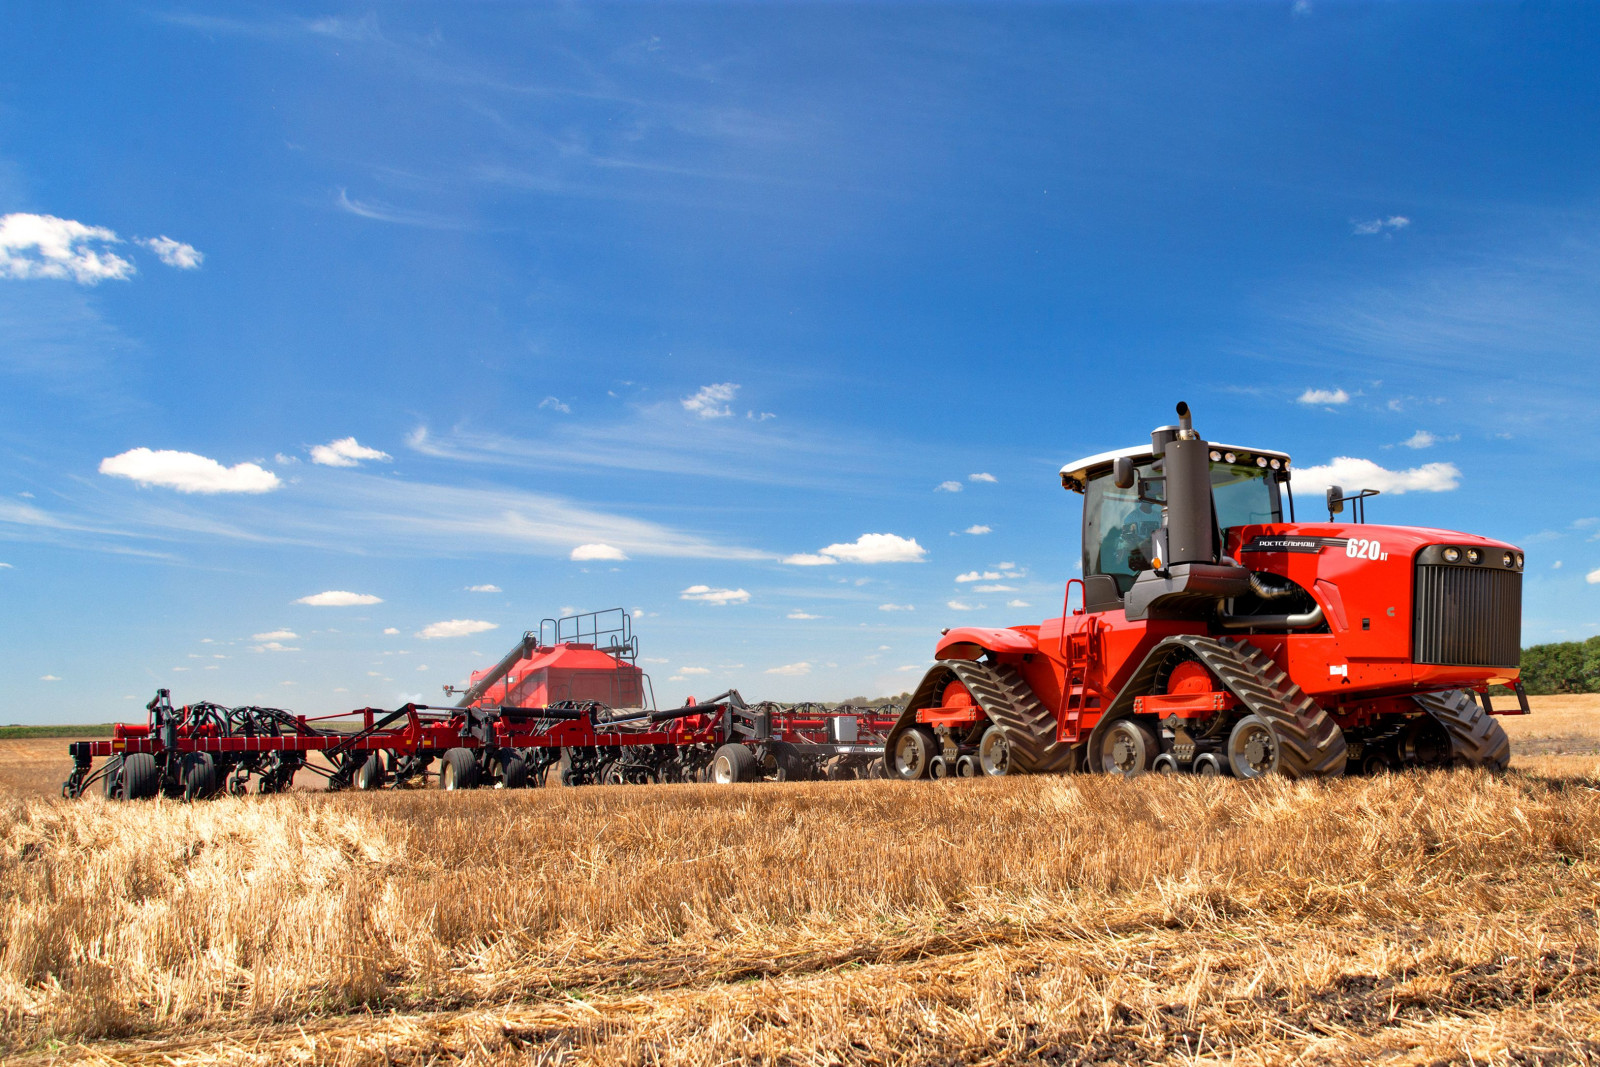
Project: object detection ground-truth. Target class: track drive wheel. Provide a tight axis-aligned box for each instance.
[710,743,757,784]
[1413,689,1511,771]
[1098,718,1158,778]
[440,747,478,790]
[891,726,937,780]
[122,752,159,800]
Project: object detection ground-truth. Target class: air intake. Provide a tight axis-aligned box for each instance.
[1413,560,1521,669]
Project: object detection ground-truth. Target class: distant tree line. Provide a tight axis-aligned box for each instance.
[1516,638,1600,695]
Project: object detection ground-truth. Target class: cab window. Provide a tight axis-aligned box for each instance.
[1211,462,1281,529]
[1083,462,1160,595]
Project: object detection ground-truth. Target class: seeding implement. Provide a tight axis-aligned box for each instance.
[62,610,896,799]
[64,402,1530,798]
[885,402,1527,780]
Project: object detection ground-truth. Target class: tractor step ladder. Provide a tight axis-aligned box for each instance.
[1057,580,1104,741]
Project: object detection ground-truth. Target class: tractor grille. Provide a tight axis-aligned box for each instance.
[1413,564,1521,668]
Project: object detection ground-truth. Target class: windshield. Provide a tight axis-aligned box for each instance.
[1083,459,1282,597]
[1211,462,1281,528]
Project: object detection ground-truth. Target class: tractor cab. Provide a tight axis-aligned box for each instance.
[1060,438,1291,615]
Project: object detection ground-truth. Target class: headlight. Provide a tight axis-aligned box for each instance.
[1269,458,1282,470]
[1466,548,1481,564]
[1516,553,1524,569]
[1503,552,1514,568]
[1223,451,1236,463]
[1442,547,1461,563]
[1209,450,1221,461]
[1256,456,1268,468]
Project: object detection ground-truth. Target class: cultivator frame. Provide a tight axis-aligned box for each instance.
[63,687,899,800]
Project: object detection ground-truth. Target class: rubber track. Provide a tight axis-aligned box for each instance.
[1094,636,1347,778]
[888,660,1078,775]
[1413,689,1511,771]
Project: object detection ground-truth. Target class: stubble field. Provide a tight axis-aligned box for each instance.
[1,696,1598,1065]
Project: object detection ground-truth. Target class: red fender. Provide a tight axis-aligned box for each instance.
[934,626,1039,661]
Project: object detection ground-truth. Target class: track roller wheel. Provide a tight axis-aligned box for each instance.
[440,747,478,790]
[102,755,125,799]
[891,726,937,780]
[181,752,217,801]
[1098,719,1158,778]
[1193,752,1230,777]
[710,743,757,783]
[929,754,951,779]
[977,723,1010,776]
[956,754,978,778]
[1152,753,1180,775]
[122,752,159,800]
[355,753,386,791]
[1226,715,1283,778]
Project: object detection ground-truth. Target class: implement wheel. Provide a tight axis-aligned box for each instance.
[710,743,757,784]
[181,753,217,801]
[440,747,478,791]
[355,753,386,791]
[122,752,159,800]
[498,749,529,789]
[1098,719,1158,778]
[891,726,936,780]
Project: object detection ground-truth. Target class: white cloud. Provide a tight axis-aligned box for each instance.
[878,603,914,612]
[1402,430,1437,449]
[539,397,571,414]
[1587,567,1600,585]
[1353,215,1411,236]
[1297,388,1350,406]
[682,382,739,419]
[956,571,1001,583]
[964,525,992,535]
[680,585,750,605]
[677,666,712,675]
[1292,0,1312,15]
[817,533,926,564]
[765,662,812,676]
[571,543,628,561]
[252,629,298,641]
[974,584,1017,593]
[782,552,837,566]
[895,664,925,672]
[969,472,996,483]
[947,600,974,611]
[296,590,383,606]
[1552,561,1563,570]
[416,618,499,639]
[0,213,133,284]
[309,437,392,467]
[787,611,821,619]
[383,627,399,634]
[39,674,61,682]
[1292,457,1461,497]
[1006,599,1032,608]
[936,481,963,493]
[0,562,10,568]
[138,235,203,269]
[466,584,502,593]
[251,640,300,652]
[100,448,281,493]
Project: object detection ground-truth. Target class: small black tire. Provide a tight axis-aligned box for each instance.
[1193,752,1231,777]
[181,752,218,801]
[891,726,937,780]
[355,753,386,791]
[929,754,951,779]
[499,749,529,789]
[710,743,758,784]
[102,755,125,799]
[1098,718,1159,778]
[122,752,159,800]
[440,747,478,791]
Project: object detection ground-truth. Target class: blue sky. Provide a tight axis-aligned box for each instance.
[3,2,1599,720]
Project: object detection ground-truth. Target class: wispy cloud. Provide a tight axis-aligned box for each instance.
[765,662,811,676]
[336,189,472,230]
[309,437,392,467]
[137,236,203,269]
[935,480,962,492]
[1352,215,1410,236]
[539,397,571,414]
[466,584,501,593]
[682,382,738,419]
[417,618,498,639]
[968,472,996,483]
[963,525,992,535]
[1297,387,1349,406]
[680,585,750,605]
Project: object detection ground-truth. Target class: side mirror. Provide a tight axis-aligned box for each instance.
[1326,485,1344,516]
[1112,456,1135,489]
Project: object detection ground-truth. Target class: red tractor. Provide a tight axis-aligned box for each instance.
[887,403,1524,780]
